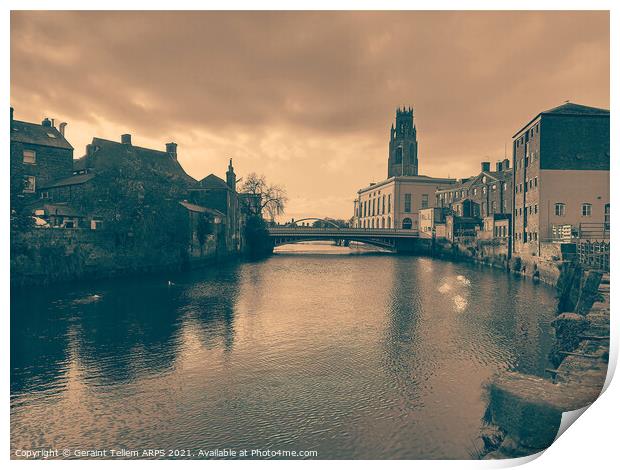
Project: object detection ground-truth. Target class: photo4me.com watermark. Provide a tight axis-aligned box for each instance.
[13,448,319,459]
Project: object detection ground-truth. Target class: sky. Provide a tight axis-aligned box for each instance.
[10,11,609,221]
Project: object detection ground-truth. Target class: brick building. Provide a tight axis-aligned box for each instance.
[435,159,513,219]
[511,102,610,255]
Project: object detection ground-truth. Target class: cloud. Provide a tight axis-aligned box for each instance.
[11,11,609,219]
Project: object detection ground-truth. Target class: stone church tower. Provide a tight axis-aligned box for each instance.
[387,107,418,177]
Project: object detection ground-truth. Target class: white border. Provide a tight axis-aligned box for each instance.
[3,2,617,469]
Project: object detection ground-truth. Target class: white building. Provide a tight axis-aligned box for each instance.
[354,176,455,230]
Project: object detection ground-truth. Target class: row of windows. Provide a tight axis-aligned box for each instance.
[361,217,392,229]
[516,148,538,170]
[516,231,538,242]
[515,123,539,148]
[358,217,416,230]
[361,194,392,218]
[515,176,538,194]
[438,183,508,202]
[361,192,430,217]
[493,226,509,238]
[554,203,593,217]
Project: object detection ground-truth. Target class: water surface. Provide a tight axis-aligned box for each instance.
[11,244,557,459]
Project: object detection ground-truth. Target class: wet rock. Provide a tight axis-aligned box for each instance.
[485,372,596,450]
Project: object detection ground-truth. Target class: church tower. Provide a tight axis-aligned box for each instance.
[226,158,236,191]
[387,107,418,177]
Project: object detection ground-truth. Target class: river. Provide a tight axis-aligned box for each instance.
[11,243,557,459]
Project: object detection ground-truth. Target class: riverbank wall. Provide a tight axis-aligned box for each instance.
[427,237,578,286]
[10,227,238,287]
[476,267,609,459]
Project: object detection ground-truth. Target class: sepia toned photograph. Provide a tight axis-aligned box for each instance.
[7,5,614,464]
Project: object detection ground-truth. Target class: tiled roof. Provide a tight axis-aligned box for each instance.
[179,200,225,217]
[78,137,196,184]
[39,173,96,189]
[10,120,73,150]
[542,102,609,116]
[197,174,230,190]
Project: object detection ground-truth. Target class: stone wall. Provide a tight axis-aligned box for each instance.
[10,223,230,287]
[10,141,73,189]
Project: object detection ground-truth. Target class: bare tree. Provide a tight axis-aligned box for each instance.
[240,173,288,220]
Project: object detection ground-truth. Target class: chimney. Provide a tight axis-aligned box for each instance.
[481,161,490,173]
[59,122,67,136]
[166,142,177,160]
[42,117,52,127]
[502,158,510,170]
[121,134,132,145]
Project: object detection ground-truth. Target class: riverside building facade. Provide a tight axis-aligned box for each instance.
[511,102,610,256]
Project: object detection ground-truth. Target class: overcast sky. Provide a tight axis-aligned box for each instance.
[11,11,609,220]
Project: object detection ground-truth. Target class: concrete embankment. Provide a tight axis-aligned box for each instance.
[477,268,610,459]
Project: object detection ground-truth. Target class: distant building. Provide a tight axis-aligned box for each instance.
[10,107,73,201]
[436,160,513,219]
[419,207,449,238]
[353,108,455,230]
[189,159,244,253]
[511,102,610,255]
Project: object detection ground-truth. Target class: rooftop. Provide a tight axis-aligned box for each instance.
[513,102,610,138]
[10,119,73,150]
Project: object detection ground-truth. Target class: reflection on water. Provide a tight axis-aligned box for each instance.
[11,244,557,459]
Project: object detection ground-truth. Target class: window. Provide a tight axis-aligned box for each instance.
[40,191,49,199]
[421,194,429,209]
[23,149,36,164]
[483,187,487,195]
[382,195,386,214]
[404,193,412,213]
[605,204,610,230]
[555,203,566,217]
[387,194,391,213]
[23,176,36,193]
[473,188,478,196]
[491,201,497,213]
[581,203,592,217]
[534,204,538,214]
[394,147,403,164]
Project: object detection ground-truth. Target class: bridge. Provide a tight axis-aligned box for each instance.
[267,218,422,252]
